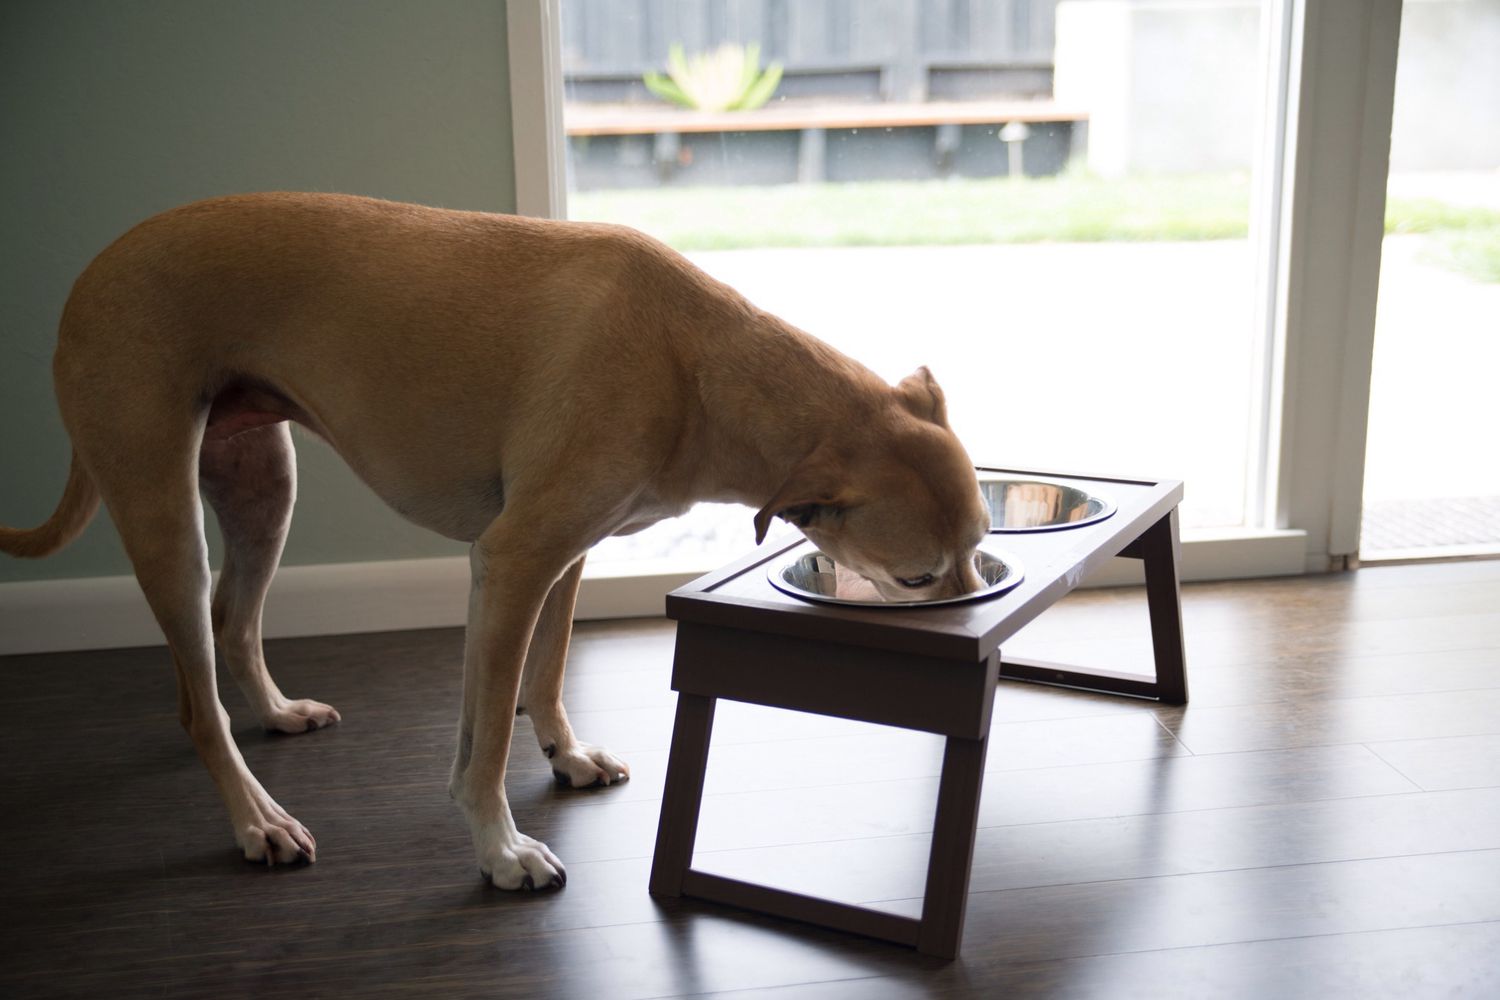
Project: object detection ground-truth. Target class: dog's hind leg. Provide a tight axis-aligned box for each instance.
[200,423,340,734]
[520,555,630,789]
[82,424,315,865]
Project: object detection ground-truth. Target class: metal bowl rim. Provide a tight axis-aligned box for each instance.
[977,474,1119,533]
[767,545,1026,608]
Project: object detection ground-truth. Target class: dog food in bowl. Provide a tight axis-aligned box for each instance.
[768,547,1023,608]
[979,476,1115,532]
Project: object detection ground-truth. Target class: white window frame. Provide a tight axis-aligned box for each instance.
[506,0,568,220]
[1272,0,1402,571]
[505,0,1402,611]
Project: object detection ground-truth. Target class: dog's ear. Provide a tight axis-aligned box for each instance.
[896,366,949,426]
[753,449,858,544]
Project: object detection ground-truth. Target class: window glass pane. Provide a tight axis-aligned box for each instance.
[562,0,1273,568]
[1361,0,1500,558]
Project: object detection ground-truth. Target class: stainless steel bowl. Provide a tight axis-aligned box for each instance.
[980,476,1116,532]
[768,547,1024,608]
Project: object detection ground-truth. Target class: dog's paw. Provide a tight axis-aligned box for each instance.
[477,830,566,891]
[547,742,630,789]
[262,698,341,735]
[236,796,316,865]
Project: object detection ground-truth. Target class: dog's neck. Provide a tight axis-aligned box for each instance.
[682,307,887,509]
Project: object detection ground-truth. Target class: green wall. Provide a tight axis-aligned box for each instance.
[0,0,513,583]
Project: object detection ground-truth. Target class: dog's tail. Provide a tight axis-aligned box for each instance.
[0,451,101,558]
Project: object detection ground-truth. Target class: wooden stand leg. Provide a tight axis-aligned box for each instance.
[1138,508,1190,705]
[649,693,717,897]
[917,733,991,958]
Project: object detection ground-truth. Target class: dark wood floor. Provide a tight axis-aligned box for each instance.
[3,560,1499,998]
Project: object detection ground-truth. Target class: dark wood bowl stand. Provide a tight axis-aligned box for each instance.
[648,468,1189,959]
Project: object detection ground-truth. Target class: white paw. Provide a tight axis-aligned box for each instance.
[234,794,316,865]
[547,742,630,789]
[477,829,566,891]
[262,697,341,734]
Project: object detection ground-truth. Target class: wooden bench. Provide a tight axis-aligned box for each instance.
[566,100,1088,182]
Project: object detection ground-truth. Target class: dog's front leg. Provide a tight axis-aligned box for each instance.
[521,554,630,789]
[448,529,567,891]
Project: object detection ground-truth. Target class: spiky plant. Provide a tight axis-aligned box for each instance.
[643,43,783,113]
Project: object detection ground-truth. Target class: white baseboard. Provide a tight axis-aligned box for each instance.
[0,557,698,656]
[0,529,1307,656]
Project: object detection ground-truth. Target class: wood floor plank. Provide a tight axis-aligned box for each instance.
[1365,734,1500,791]
[674,922,1500,1000]
[689,787,1500,905]
[1005,640,1500,708]
[1160,687,1500,755]
[691,738,1413,823]
[950,849,1500,963]
[1008,613,1500,679]
[1182,646,1500,706]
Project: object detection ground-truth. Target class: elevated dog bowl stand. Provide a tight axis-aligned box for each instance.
[648,468,1188,960]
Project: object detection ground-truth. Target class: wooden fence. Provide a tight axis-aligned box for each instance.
[562,0,1063,104]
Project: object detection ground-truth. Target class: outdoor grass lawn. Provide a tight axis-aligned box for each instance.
[570,173,1500,282]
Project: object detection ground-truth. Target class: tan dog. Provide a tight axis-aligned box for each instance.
[1,193,989,889]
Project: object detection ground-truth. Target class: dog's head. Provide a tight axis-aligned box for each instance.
[754,367,990,602]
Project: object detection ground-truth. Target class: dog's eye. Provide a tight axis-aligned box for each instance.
[896,574,934,589]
